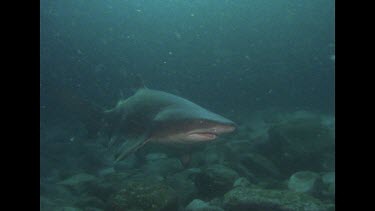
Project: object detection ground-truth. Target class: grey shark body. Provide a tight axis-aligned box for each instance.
[102,88,236,162]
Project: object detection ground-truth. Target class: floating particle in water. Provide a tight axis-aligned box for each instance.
[174,31,182,39]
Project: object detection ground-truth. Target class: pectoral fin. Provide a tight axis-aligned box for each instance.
[114,136,151,163]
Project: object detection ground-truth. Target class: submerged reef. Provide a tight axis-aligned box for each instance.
[40,110,335,211]
[107,180,178,211]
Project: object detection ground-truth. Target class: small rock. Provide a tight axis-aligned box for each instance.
[98,167,115,177]
[321,172,335,199]
[233,177,251,188]
[185,199,224,211]
[146,152,168,161]
[321,172,335,185]
[288,171,321,194]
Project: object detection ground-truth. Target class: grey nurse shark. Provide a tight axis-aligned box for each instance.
[102,87,236,163]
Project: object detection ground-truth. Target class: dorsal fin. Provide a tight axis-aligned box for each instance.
[117,73,147,99]
[134,74,147,90]
[123,73,147,92]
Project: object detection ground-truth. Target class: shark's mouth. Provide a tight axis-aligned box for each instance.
[187,132,217,140]
[185,124,235,141]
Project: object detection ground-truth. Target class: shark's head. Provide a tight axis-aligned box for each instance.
[153,100,236,143]
[150,106,236,144]
[151,119,236,144]
[178,119,236,142]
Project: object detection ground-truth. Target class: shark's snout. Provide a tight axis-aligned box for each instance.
[210,123,236,134]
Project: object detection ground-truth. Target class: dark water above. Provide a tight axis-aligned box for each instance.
[41,0,334,116]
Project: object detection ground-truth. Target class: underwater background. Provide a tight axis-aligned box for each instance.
[40,0,335,210]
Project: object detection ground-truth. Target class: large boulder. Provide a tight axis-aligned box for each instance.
[258,112,335,176]
[194,164,239,199]
[107,180,178,211]
[142,157,184,177]
[165,168,201,205]
[223,186,331,211]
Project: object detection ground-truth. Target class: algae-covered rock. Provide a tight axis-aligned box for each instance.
[223,186,329,211]
[107,180,178,211]
[194,164,239,199]
[165,168,201,205]
[288,171,322,195]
